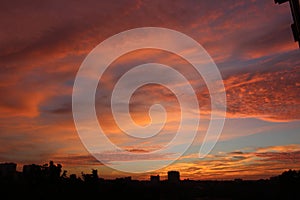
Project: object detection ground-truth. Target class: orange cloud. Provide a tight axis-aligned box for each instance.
[224,66,300,122]
[155,144,300,180]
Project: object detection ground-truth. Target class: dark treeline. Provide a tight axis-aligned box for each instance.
[0,161,300,200]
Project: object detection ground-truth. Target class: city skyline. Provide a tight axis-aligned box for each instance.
[1,161,298,182]
[1,161,299,199]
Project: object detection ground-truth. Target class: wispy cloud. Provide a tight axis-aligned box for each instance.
[159,144,300,180]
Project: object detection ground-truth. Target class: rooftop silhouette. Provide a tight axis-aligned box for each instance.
[275,0,300,47]
[0,161,300,199]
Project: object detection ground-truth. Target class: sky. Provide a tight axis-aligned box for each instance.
[0,0,299,180]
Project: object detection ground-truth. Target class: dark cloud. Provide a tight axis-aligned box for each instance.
[53,154,101,166]
[224,65,300,121]
[92,151,174,163]
[47,102,72,115]
[229,151,244,155]
[255,151,300,163]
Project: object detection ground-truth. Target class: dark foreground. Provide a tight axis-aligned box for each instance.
[0,162,299,200]
[2,178,300,200]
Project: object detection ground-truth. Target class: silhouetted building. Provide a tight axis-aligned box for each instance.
[70,174,77,180]
[47,160,62,179]
[82,169,100,183]
[150,175,160,183]
[0,161,299,200]
[168,171,180,183]
[275,0,300,47]
[23,164,41,174]
[115,176,132,183]
[234,178,243,182]
[23,164,42,179]
[23,161,62,180]
[0,163,17,178]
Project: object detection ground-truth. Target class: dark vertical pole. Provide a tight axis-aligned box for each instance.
[275,0,300,47]
[289,0,300,46]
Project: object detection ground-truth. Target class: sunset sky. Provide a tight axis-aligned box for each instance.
[0,0,299,180]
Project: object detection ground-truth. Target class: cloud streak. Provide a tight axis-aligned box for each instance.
[159,144,300,180]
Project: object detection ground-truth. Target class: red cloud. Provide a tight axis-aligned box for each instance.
[224,66,300,121]
[157,144,300,180]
